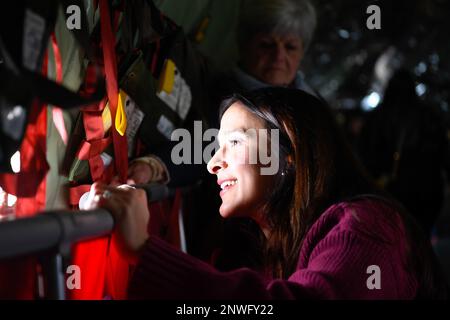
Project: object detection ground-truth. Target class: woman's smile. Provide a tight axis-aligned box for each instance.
[218,178,238,197]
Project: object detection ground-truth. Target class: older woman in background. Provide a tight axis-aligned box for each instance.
[231,0,317,93]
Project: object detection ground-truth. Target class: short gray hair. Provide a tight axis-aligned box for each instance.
[237,0,317,52]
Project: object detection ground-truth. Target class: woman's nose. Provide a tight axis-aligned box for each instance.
[273,45,286,61]
[207,149,227,174]
[268,41,287,60]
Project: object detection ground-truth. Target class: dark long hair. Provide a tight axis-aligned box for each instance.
[219,87,448,298]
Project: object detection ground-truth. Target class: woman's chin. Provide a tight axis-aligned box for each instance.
[219,204,239,219]
[219,206,231,218]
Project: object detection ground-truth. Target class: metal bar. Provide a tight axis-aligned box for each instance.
[45,253,66,300]
[0,209,114,260]
[0,183,173,260]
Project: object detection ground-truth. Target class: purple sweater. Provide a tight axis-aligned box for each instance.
[128,198,419,299]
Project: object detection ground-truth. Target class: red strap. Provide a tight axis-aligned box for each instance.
[67,238,110,300]
[99,0,128,183]
[66,2,131,300]
[67,234,130,300]
[68,184,91,207]
[104,234,130,299]
[77,137,111,160]
[89,155,106,182]
[0,257,37,299]
[79,62,103,99]
[0,171,47,199]
[67,156,115,207]
[83,107,107,141]
[81,102,111,181]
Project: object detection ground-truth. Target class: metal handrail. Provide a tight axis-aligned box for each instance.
[0,183,173,299]
[0,209,114,260]
[0,183,171,260]
[0,209,115,299]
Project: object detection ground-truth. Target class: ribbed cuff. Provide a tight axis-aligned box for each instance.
[131,155,170,184]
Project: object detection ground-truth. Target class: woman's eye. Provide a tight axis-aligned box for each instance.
[229,140,240,147]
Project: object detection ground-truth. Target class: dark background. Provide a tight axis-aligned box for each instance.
[304,0,449,114]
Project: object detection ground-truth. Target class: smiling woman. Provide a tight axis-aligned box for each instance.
[87,88,448,299]
[207,101,276,230]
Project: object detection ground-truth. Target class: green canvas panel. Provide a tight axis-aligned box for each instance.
[45,1,101,208]
[155,0,240,69]
[45,6,86,209]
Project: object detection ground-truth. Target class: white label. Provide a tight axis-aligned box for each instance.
[158,86,178,112]
[124,95,145,157]
[157,66,192,120]
[178,77,192,120]
[23,9,46,71]
[157,115,175,140]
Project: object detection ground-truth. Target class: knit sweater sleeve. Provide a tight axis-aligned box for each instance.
[128,230,403,299]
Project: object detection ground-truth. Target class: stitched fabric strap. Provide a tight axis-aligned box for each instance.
[99,0,128,182]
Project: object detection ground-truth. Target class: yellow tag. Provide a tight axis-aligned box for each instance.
[102,104,112,132]
[158,59,176,94]
[115,90,127,136]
